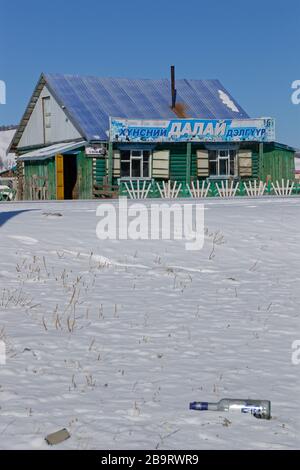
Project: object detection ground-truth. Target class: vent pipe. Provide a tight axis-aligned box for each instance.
[171,65,176,109]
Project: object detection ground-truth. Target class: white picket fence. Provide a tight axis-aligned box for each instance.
[187,180,211,198]
[243,180,266,196]
[156,180,182,198]
[124,180,152,199]
[271,179,295,196]
[215,180,240,198]
[122,179,297,199]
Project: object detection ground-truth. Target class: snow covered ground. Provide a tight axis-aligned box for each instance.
[0,197,300,450]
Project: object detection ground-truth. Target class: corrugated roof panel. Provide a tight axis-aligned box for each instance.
[175,79,214,117]
[44,74,249,141]
[19,141,86,161]
[186,79,248,118]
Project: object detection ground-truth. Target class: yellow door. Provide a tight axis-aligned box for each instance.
[56,154,64,200]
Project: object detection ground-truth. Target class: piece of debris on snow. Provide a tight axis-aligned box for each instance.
[222,418,232,427]
[45,428,70,445]
[42,212,63,217]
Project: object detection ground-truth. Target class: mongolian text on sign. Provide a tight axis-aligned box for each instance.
[110,118,275,143]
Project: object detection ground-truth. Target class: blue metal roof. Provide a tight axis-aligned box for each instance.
[44,73,249,141]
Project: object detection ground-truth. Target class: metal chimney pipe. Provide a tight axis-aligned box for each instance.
[171,65,176,109]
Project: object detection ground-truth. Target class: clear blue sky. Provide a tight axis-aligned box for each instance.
[1,0,299,148]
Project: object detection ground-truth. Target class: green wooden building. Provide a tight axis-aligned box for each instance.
[9,72,295,200]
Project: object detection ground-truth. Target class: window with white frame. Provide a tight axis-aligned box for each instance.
[120,150,151,178]
[209,149,237,177]
[42,96,51,143]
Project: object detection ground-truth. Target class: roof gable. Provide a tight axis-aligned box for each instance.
[17,83,82,149]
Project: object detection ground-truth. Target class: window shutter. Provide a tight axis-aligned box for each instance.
[197,150,209,177]
[238,150,252,177]
[106,150,120,177]
[113,150,120,177]
[152,150,169,178]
